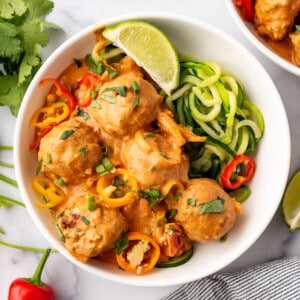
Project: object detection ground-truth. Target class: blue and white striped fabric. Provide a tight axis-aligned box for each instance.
[162,256,300,300]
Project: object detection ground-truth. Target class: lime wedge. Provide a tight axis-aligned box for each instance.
[282,169,300,231]
[103,20,180,95]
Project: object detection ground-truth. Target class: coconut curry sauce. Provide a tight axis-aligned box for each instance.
[30,32,242,275]
[236,0,300,67]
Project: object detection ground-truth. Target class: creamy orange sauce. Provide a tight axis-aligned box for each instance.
[236,4,299,66]
[31,32,240,274]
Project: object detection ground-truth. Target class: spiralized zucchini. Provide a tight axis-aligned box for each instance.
[165,57,264,180]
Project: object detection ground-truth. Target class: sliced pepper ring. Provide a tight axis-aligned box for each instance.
[30,102,70,129]
[161,180,184,200]
[116,231,161,275]
[220,154,256,190]
[75,72,101,107]
[40,78,77,112]
[32,177,66,208]
[96,168,138,208]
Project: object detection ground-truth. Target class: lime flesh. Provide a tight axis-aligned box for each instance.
[103,20,180,95]
[282,169,300,231]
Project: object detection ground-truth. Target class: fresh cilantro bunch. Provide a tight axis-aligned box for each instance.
[0,0,60,116]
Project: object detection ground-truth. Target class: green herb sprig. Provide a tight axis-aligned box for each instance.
[0,0,61,116]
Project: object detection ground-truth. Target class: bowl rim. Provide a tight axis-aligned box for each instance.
[225,0,300,77]
[13,11,291,287]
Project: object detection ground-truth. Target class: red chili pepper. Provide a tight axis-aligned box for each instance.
[8,248,55,300]
[40,78,77,112]
[239,0,254,22]
[75,72,101,107]
[220,154,256,190]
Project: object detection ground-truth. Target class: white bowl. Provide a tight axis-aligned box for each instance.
[225,0,300,76]
[14,12,291,287]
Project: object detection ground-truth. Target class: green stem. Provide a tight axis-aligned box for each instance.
[29,248,51,286]
[0,195,25,207]
[0,240,57,253]
[0,161,14,168]
[0,173,18,187]
[0,145,13,150]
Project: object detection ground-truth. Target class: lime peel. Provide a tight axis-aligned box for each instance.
[282,169,300,231]
[103,20,180,95]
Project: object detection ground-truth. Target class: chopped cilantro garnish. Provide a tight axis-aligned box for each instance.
[75,107,90,119]
[73,58,83,68]
[115,231,128,255]
[79,145,88,156]
[139,188,168,208]
[101,94,116,104]
[187,197,196,207]
[56,177,66,187]
[200,197,225,214]
[102,86,126,96]
[81,216,90,225]
[87,196,97,211]
[36,158,43,175]
[59,130,75,140]
[144,133,156,139]
[132,95,140,109]
[131,81,140,93]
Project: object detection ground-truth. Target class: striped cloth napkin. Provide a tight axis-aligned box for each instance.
[162,256,300,300]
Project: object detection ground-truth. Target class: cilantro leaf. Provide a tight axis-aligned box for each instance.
[20,20,49,54]
[0,75,30,115]
[0,0,60,115]
[199,198,225,214]
[18,52,41,83]
[0,0,27,19]
[25,0,54,19]
[0,22,22,60]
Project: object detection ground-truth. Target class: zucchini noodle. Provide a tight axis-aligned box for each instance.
[166,58,265,179]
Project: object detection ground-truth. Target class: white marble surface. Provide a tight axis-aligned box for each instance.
[1,1,300,299]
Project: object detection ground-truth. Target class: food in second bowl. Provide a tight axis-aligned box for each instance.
[234,0,300,67]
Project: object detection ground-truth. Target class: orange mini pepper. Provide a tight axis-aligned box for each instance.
[32,177,66,208]
[96,168,138,208]
[116,232,161,275]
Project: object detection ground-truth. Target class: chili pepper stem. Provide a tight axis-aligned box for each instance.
[0,173,18,187]
[28,248,51,286]
[0,161,14,168]
[0,240,57,253]
[0,195,25,207]
[0,145,13,150]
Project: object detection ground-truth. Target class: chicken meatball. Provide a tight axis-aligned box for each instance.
[38,118,102,184]
[55,194,127,262]
[89,71,163,136]
[122,199,192,258]
[289,31,300,66]
[174,178,240,243]
[121,129,189,189]
[254,0,300,40]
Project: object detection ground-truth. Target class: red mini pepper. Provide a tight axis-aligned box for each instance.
[40,78,77,112]
[8,248,55,300]
[75,72,101,107]
[235,0,254,22]
[220,154,256,190]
